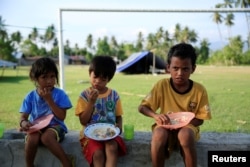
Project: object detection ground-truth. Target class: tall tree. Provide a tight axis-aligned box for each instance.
[235,0,250,48]
[146,33,156,51]
[135,31,144,52]
[29,27,38,42]
[197,39,210,64]
[11,31,22,52]
[110,36,119,56]
[173,24,181,43]
[212,10,223,40]
[96,36,111,56]
[0,16,15,61]
[64,39,72,55]
[155,27,164,45]
[86,34,93,53]
[43,24,55,49]
[0,16,8,40]
[224,13,234,38]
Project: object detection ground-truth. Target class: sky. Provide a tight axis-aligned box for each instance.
[0,0,248,50]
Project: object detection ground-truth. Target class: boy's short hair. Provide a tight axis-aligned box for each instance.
[89,56,116,81]
[29,57,59,84]
[167,43,197,66]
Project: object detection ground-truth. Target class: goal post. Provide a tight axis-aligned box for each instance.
[58,8,250,90]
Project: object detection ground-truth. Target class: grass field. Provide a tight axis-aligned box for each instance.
[0,65,250,133]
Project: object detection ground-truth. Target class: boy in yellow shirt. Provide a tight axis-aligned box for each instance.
[138,43,211,167]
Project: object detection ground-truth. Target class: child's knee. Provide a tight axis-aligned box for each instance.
[93,150,105,161]
[105,140,118,152]
[152,128,168,142]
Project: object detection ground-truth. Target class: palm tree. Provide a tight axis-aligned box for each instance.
[181,27,189,43]
[155,27,164,45]
[173,24,198,43]
[173,24,181,43]
[235,0,250,48]
[64,39,71,56]
[0,16,8,40]
[11,31,22,51]
[146,33,156,51]
[197,39,210,64]
[224,13,234,38]
[43,24,55,49]
[86,34,93,53]
[0,16,6,31]
[110,36,119,56]
[219,0,235,39]
[29,27,38,42]
[135,31,144,51]
[212,11,223,41]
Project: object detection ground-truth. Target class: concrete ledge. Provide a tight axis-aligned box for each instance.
[1,129,250,167]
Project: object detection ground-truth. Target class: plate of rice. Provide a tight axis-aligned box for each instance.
[84,123,120,141]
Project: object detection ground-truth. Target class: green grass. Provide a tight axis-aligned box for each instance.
[0,65,250,133]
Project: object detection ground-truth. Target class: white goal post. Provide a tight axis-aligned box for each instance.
[58,8,250,90]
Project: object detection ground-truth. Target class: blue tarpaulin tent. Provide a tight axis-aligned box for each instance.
[0,60,17,68]
[116,51,166,74]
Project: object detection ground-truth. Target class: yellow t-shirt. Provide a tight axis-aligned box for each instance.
[75,88,123,138]
[140,78,211,120]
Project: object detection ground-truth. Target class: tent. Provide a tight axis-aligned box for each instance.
[0,59,17,68]
[116,51,166,74]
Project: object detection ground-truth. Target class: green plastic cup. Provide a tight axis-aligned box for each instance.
[124,124,134,140]
[0,123,4,138]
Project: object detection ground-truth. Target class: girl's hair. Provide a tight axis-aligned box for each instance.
[167,43,197,66]
[29,57,59,84]
[89,56,116,81]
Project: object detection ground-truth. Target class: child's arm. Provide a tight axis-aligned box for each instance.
[138,105,170,125]
[116,116,122,133]
[19,113,33,131]
[78,101,95,126]
[189,118,203,127]
[78,89,99,126]
[38,88,66,120]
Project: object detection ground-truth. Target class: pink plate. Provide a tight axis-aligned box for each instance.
[26,114,54,134]
[160,112,195,129]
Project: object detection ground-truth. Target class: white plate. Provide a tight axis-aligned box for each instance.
[160,112,195,129]
[26,114,54,134]
[84,123,120,141]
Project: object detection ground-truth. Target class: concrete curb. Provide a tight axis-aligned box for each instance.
[1,129,250,167]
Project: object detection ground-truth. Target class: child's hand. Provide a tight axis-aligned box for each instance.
[37,87,52,101]
[89,89,99,103]
[19,120,33,132]
[155,114,170,125]
[114,123,122,134]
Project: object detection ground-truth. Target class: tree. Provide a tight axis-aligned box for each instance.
[135,31,144,52]
[197,39,210,64]
[110,36,119,57]
[0,16,8,41]
[235,0,250,48]
[64,39,72,55]
[173,24,198,43]
[86,34,94,53]
[96,36,111,56]
[20,39,39,56]
[43,24,56,49]
[212,10,223,40]
[173,23,182,43]
[146,33,156,51]
[209,35,244,65]
[0,16,15,61]
[11,31,22,51]
[224,13,234,38]
[29,27,39,42]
